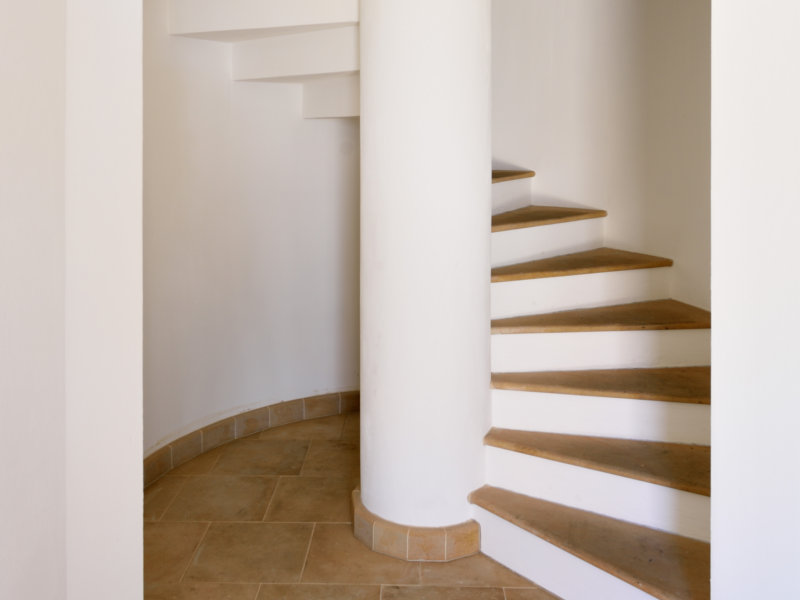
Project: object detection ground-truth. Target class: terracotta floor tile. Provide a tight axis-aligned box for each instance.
[382,586,505,600]
[420,554,533,587]
[144,476,188,521]
[256,583,380,599]
[302,524,420,585]
[184,522,313,584]
[171,447,224,475]
[162,476,277,522]
[144,522,210,585]
[504,587,564,600]
[212,440,309,476]
[264,477,356,523]
[144,582,259,600]
[341,413,360,442]
[301,440,360,477]
[258,416,346,441]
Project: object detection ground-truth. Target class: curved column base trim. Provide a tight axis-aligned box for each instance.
[143,390,360,487]
[352,490,480,562]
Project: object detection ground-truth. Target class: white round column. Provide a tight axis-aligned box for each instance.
[360,0,491,528]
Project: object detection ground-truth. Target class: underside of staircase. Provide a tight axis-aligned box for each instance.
[474,171,711,600]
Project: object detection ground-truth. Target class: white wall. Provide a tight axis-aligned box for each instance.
[492,0,710,309]
[711,1,800,597]
[144,0,360,452]
[1,1,66,597]
[1,0,142,598]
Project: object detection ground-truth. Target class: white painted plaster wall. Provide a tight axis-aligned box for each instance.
[1,0,142,598]
[1,1,66,596]
[144,0,360,452]
[64,0,143,597]
[711,1,800,597]
[492,0,710,309]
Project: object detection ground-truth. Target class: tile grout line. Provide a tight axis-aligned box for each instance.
[260,476,282,521]
[297,522,316,583]
[155,476,190,521]
[252,583,262,600]
[298,438,314,477]
[177,521,212,584]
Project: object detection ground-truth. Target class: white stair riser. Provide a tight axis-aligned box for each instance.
[473,506,659,600]
[491,268,670,319]
[491,178,537,215]
[491,218,604,267]
[486,447,710,541]
[169,0,358,41]
[491,389,710,445]
[303,73,360,118]
[491,329,710,372]
[233,25,358,81]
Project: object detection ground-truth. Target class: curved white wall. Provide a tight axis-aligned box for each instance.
[493,0,710,309]
[144,0,360,452]
[359,0,490,527]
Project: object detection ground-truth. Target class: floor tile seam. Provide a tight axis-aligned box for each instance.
[252,583,261,600]
[297,522,316,583]
[298,438,315,477]
[177,521,212,584]
[153,476,190,521]
[260,475,283,521]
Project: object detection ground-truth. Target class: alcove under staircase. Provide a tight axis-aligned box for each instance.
[474,171,711,600]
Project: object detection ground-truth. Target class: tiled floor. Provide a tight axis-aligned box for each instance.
[144,413,561,600]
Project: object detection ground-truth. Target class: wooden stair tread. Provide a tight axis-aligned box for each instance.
[491,247,672,283]
[492,169,536,183]
[492,367,710,404]
[470,486,710,600]
[486,428,710,496]
[492,205,607,232]
[492,299,711,334]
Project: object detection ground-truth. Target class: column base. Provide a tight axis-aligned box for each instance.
[352,490,480,562]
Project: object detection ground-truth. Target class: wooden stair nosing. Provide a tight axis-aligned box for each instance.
[492,169,536,183]
[491,367,711,405]
[470,485,710,600]
[491,247,673,284]
[491,205,608,232]
[485,428,710,496]
[491,299,712,335]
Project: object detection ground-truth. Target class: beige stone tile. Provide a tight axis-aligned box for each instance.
[264,477,356,523]
[144,582,259,600]
[235,407,271,439]
[408,527,446,561]
[382,586,505,600]
[373,519,408,559]
[304,393,340,419]
[340,391,360,413]
[270,400,303,427]
[301,440,360,477]
[162,476,277,522]
[144,476,188,521]
[259,416,345,441]
[256,583,379,600]
[171,431,202,468]
[203,418,236,451]
[341,413,360,442]
[144,521,209,585]
[504,588,564,600]
[170,447,224,476]
[145,447,172,487]
[212,439,309,476]
[185,522,313,584]
[445,521,480,560]
[420,553,533,587]
[302,524,420,585]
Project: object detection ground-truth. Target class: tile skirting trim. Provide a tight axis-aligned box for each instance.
[352,490,480,562]
[143,390,360,487]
